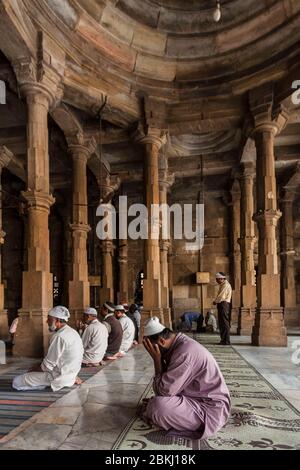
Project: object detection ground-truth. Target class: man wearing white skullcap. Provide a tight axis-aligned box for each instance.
[81,307,108,366]
[114,305,135,356]
[12,306,84,391]
[141,317,231,440]
[213,272,232,345]
[99,302,123,360]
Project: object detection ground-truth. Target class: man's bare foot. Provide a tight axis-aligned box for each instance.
[115,352,125,358]
[103,356,118,361]
[75,377,84,385]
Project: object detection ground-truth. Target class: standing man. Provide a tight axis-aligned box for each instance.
[82,307,108,366]
[213,272,232,345]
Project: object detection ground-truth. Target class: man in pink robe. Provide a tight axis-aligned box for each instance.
[142,317,231,440]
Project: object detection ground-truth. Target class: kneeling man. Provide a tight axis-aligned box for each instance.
[13,306,84,392]
[82,308,108,366]
[142,317,231,439]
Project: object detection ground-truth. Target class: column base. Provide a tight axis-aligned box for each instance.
[283,307,300,328]
[69,309,86,328]
[237,307,255,336]
[0,309,8,339]
[139,308,164,341]
[251,307,287,347]
[14,309,50,358]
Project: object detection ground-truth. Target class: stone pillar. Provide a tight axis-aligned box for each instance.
[15,87,55,357]
[252,124,287,346]
[0,146,12,338]
[229,179,241,330]
[238,163,257,335]
[138,129,166,334]
[158,167,174,329]
[118,239,128,303]
[68,142,93,324]
[280,189,297,325]
[168,242,174,327]
[100,240,115,304]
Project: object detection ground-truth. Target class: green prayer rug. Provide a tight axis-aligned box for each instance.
[113,334,300,450]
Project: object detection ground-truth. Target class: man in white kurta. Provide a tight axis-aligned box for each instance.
[82,307,108,366]
[12,306,83,392]
[114,305,135,355]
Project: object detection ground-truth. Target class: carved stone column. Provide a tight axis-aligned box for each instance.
[118,239,128,303]
[238,162,256,335]
[159,163,174,329]
[229,179,241,330]
[15,87,55,357]
[0,146,12,338]
[251,124,287,346]
[137,129,166,334]
[280,189,297,325]
[68,140,95,324]
[98,175,119,305]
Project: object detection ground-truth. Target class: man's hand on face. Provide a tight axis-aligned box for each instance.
[143,337,161,363]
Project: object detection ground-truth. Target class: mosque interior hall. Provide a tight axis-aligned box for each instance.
[0,0,300,451]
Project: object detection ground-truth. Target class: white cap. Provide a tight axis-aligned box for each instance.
[48,306,70,321]
[115,305,125,312]
[84,307,98,316]
[144,316,165,337]
[103,302,115,313]
[215,272,226,279]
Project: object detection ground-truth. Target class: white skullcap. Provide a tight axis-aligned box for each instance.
[144,316,165,337]
[48,306,70,321]
[215,272,226,279]
[84,307,98,316]
[103,302,115,313]
[115,305,125,311]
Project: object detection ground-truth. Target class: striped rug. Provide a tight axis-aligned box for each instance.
[0,366,103,440]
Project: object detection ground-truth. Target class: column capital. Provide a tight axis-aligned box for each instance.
[134,127,167,150]
[13,57,64,109]
[101,239,115,255]
[230,179,241,202]
[68,137,97,161]
[240,161,255,179]
[98,174,121,203]
[21,190,55,212]
[160,240,171,252]
[253,209,282,226]
[0,146,13,169]
[159,172,175,191]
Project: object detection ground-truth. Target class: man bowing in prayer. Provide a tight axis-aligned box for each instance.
[213,272,232,345]
[12,306,84,391]
[81,307,108,366]
[141,317,231,440]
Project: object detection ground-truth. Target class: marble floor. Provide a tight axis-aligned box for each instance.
[0,334,299,450]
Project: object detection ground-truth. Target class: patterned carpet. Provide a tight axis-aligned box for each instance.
[0,365,103,440]
[113,334,300,450]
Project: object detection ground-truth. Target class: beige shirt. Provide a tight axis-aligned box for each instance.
[82,319,108,364]
[214,279,232,304]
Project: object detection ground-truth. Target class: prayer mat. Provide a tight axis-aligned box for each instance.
[113,334,300,450]
[0,365,104,439]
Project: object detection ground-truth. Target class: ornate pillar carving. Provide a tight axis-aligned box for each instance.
[136,128,167,333]
[0,146,12,338]
[249,85,287,346]
[67,138,95,323]
[13,55,64,357]
[238,162,257,335]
